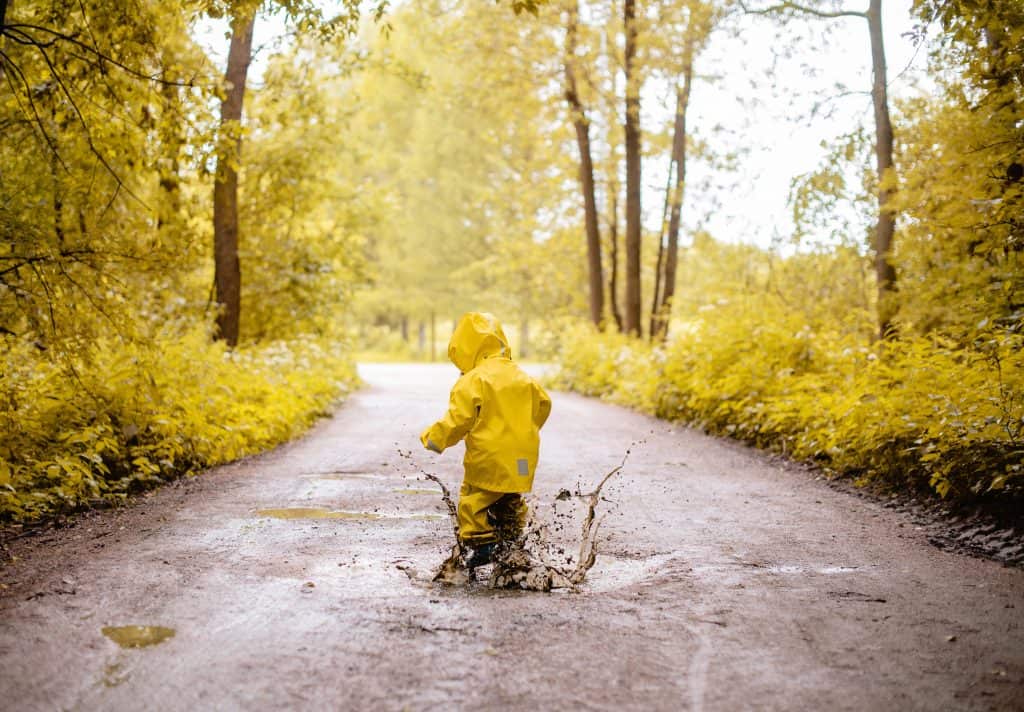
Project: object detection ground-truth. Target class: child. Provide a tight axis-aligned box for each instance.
[420,312,552,568]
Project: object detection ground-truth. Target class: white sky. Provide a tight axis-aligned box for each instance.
[676,0,925,248]
[193,0,926,249]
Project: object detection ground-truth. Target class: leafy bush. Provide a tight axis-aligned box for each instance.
[0,330,357,522]
[552,307,1024,502]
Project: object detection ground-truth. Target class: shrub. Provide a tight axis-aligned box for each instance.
[0,330,357,522]
[551,313,1023,502]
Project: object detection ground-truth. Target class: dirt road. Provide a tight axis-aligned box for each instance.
[1,363,1022,711]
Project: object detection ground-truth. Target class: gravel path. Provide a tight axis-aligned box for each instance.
[1,363,1021,711]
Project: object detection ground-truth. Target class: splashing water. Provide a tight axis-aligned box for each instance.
[402,447,631,592]
[487,455,626,591]
[421,472,472,586]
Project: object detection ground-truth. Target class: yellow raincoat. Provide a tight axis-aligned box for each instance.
[420,312,552,545]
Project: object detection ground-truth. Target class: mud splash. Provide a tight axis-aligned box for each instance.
[421,472,472,586]
[101,626,175,649]
[404,448,629,592]
[488,456,625,592]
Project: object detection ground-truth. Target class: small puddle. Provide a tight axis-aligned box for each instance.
[764,565,860,575]
[256,508,444,521]
[257,508,383,520]
[101,626,175,649]
[103,663,129,688]
[303,472,388,481]
[582,553,682,592]
[394,488,443,496]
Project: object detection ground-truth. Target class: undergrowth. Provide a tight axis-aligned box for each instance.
[551,311,1024,503]
[0,330,357,523]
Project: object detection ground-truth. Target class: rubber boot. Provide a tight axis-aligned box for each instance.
[467,542,497,569]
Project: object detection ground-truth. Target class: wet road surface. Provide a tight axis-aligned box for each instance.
[1,363,1022,710]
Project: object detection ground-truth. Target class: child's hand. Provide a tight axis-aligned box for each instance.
[420,428,443,453]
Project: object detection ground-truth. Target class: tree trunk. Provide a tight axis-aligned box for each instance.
[400,316,409,342]
[0,0,8,85]
[653,47,694,342]
[564,0,604,328]
[623,0,643,336]
[606,38,624,334]
[649,159,673,339]
[157,76,182,233]
[519,317,529,359]
[868,0,896,340]
[212,12,255,347]
[608,189,624,332]
[418,321,426,355]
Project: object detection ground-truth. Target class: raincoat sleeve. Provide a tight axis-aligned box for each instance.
[533,381,552,430]
[420,374,480,453]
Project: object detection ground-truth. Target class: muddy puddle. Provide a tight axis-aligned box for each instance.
[256,508,443,521]
[301,471,391,481]
[101,626,175,649]
[406,451,632,592]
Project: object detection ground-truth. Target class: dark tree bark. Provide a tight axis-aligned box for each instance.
[652,46,694,342]
[212,12,255,346]
[867,0,896,340]
[623,0,643,336]
[564,0,605,328]
[650,159,673,339]
[608,188,624,331]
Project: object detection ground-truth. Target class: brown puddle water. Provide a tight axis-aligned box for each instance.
[394,488,443,496]
[256,508,444,521]
[101,626,176,649]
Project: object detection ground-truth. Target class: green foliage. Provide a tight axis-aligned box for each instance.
[552,238,1024,502]
[891,2,1024,339]
[0,1,365,523]
[0,330,356,522]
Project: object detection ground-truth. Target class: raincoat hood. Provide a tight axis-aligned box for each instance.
[448,312,511,373]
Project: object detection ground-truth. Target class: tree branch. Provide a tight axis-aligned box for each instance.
[738,0,866,19]
[3,24,195,87]
[0,48,63,165]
